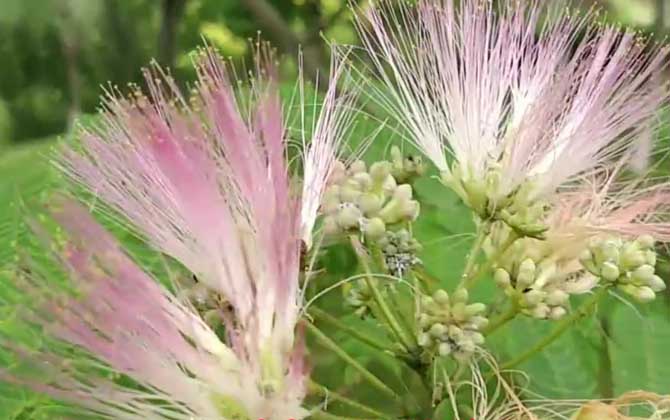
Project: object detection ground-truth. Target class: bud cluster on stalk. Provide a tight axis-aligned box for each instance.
[441,165,548,238]
[417,288,487,361]
[389,145,427,183]
[345,277,375,317]
[377,228,422,277]
[580,235,666,302]
[321,158,420,239]
[489,227,595,320]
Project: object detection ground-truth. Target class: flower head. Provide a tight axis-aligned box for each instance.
[355,0,669,216]
[5,47,353,419]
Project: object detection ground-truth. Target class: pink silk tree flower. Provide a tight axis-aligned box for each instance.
[354,0,669,213]
[1,198,307,419]
[15,48,354,419]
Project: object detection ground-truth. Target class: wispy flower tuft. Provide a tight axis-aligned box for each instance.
[355,0,669,213]
[4,47,353,419]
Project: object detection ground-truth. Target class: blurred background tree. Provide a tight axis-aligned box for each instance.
[0,0,665,145]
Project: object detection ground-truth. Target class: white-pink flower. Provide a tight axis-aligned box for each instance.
[355,0,669,204]
[4,48,353,419]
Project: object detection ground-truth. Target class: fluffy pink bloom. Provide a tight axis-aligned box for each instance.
[5,48,352,419]
[355,0,669,200]
[547,167,670,247]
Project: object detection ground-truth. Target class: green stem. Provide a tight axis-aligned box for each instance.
[483,303,519,336]
[500,287,609,370]
[308,380,387,418]
[462,230,518,289]
[458,221,490,289]
[305,321,399,399]
[308,307,397,355]
[350,236,417,353]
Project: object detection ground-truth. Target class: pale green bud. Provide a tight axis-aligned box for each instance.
[600,240,620,263]
[647,275,666,292]
[580,249,598,274]
[634,286,656,303]
[340,185,362,203]
[464,303,486,316]
[452,288,469,303]
[361,217,386,240]
[494,268,511,288]
[438,342,452,356]
[336,204,362,229]
[349,160,366,174]
[470,316,489,329]
[546,290,569,306]
[369,161,392,182]
[523,289,544,306]
[451,302,466,321]
[418,332,431,347]
[393,184,413,202]
[517,258,537,288]
[636,234,655,249]
[352,172,373,190]
[530,304,550,319]
[447,325,463,339]
[357,193,383,215]
[549,306,567,320]
[430,323,448,338]
[631,264,654,284]
[600,262,620,282]
[421,295,435,308]
[457,340,475,354]
[645,250,657,266]
[621,250,646,269]
[470,332,485,345]
[433,289,450,305]
[381,175,397,196]
[401,200,420,221]
[418,313,432,328]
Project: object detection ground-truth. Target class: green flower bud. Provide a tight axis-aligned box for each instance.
[647,275,666,292]
[546,290,569,306]
[447,325,463,339]
[517,258,537,288]
[645,250,657,266]
[549,306,567,320]
[429,323,448,338]
[433,289,450,305]
[464,303,486,316]
[600,262,620,282]
[340,185,362,203]
[636,234,655,249]
[401,200,420,221]
[357,193,383,215]
[621,250,646,269]
[393,184,413,202]
[470,316,489,329]
[421,295,435,308]
[438,342,452,356]
[530,304,550,319]
[417,332,431,347]
[523,289,544,306]
[369,161,392,182]
[452,288,469,303]
[599,240,620,264]
[329,161,347,183]
[470,332,485,345]
[361,217,386,240]
[418,313,432,328]
[634,286,656,303]
[349,160,366,174]
[494,268,511,288]
[352,172,373,190]
[632,264,655,284]
[336,204,362,229]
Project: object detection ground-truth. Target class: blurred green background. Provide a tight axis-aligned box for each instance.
[0,0,670,418]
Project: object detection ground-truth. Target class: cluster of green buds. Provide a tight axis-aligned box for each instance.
[344,278,374,317]
[321,159,420,239]
[389,145,427,183]
[377,229,422,277]
[417,288,487,361]
[441,164,548,238]
[494,255,576,320]
[581,235,666,302]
